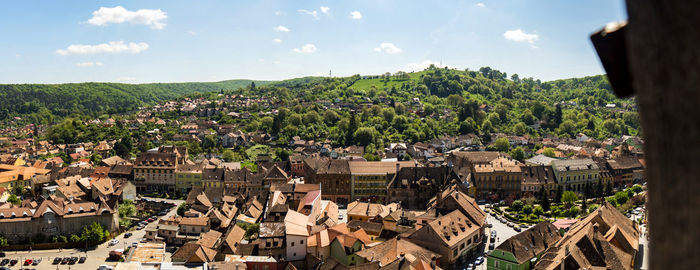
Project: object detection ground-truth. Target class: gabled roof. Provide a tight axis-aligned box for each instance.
[355,237,441,267]
[491,222,561,264]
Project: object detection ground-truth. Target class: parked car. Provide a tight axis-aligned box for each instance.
[33,258,41,265]
[0,252,5,258]
[61,257,69,264]
[507,222,514,227]
[52,257,61,265]
[98,265,114,270]
[24,259,32,266]
[1,259,9,266]
[109,239,119,246]
[9,260,17,266]
[485,222,493,228]
[489,242,495,250]
[79,257,86,263]
[514,225,522,232]
[146,218,154,222]
[125,232,133,238]
[69,256,78,264]
[475,257,484,265]
[132,242,138,247]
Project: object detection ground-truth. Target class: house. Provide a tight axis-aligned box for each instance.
[355,237,441,268]
[329,226,372,266]
[304,158,352,204]
[348,161,416,202]
[519,165,557,198]
[472,157,522,201]
[177,216,210,245]
[486,222,561,270]
[524,155,558,166]
[347,220,383,242]
[534,202,640,270]
[285,210,310,261]
[219,225,246,256]
[605,156,644,188]
[171,242,217,263]
[346,201,395,222]
[387,166,460,209]
[0,199,118,243]
[409,210,483,269]
[551,159,600,194]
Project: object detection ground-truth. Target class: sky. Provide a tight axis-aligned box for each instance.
[0,0,627,84]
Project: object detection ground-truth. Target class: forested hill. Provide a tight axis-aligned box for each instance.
[0,80,268,124]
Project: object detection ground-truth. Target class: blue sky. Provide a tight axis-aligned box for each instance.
[0,0,627,84]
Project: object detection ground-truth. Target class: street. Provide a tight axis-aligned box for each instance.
[0,198,183,270]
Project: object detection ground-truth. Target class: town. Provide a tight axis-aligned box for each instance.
[0,88,647,270]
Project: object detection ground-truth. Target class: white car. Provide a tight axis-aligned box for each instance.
[98,265,113,270]
[109,239,119,246]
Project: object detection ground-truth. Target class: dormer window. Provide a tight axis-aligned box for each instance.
[68,209,73,214]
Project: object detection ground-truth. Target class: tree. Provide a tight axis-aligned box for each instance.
[510,200,524,212]
[614,191,630,205]
[239,223,260,240]
[7,194,20,205]
[69,234,81,243]
[605,181,614,196]
[596,179,604,198]
[177,203,187,216]
[0,235,7,249]
[561,191,579,207]
[510,147,525,161]
[543,147,556,158]
[354,127,376,146]
[222,149,235,162]
[533,205,545,216]
[539,189,551,211]
[568,206,580,217]
[80,222,107,243]
[522,205,533,215]
[493,137,510,152]
[513,122,527,135]
[118,200,135,218]
[346,115,358,145]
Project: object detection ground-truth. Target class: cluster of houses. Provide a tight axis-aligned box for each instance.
[139,180,486,270]
[486,202,640,270]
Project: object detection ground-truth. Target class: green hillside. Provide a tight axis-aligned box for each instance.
[0,79,268,125]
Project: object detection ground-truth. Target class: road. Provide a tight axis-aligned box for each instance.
[452,205,519,270]
[1,198,183,270]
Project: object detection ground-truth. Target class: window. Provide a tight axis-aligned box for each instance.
[300,240,304,244]
[291,242,295,247]
[453,249,458,257]
[495,261,499,267]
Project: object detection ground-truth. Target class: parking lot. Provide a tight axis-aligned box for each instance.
[0,198,182,270]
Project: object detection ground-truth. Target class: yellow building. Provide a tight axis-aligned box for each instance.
[175,164,204,194]
[0,164,50,189]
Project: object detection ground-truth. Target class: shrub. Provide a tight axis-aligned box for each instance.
[533,206,545,216]
[588,204,599,213]
[70,234,81,243]
[632,184,643,193]
[615,191,630,205]
[561,191,579,207]
[511,200,524,212]
[568,206,580,217]
[606,196,619,206]
[522,205,533,215]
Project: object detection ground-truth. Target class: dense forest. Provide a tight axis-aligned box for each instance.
[0,79,268,125]
[5,66,640,156]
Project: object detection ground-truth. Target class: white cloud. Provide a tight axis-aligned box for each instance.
[56,41,149,55]
[373,43,402,54]
[117,76,136,82]
[293,43,317,54]
[272,38,282,43]
[504,29,539,47]
[258,58,265,62]
[273,25,290,32]
[298,9,318,19]
[475,3,486,7]
[350,11,362,19]
[273,60,281,65]
[274,11,282,16]
[76,61,104,67]
[188,31,197,36]
[87,6,167,30]
[320,6,330,15]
